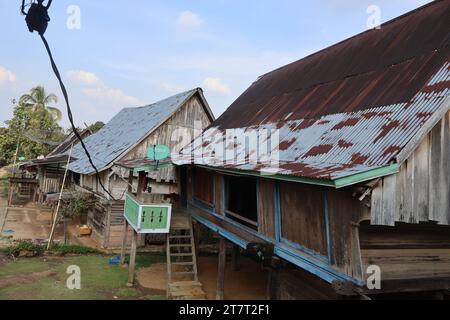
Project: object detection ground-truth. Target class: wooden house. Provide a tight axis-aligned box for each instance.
[177,1,450,299]
[26,129,92,204]
[67,88,214,248]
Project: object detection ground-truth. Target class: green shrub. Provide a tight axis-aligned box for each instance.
[52,244,101,255]
[1,241,100,257]
[2,241,45,257]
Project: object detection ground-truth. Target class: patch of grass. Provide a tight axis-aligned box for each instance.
[114,287,141,299]
[143,294,167,300]
[136,252,166,268]
[0,259,50,277]
[0,253,169,300]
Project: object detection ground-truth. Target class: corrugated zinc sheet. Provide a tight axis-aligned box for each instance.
[214,0,450,129]
[182,0,450,181]
[69,89,200,174]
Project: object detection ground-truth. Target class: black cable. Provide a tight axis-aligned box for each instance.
[39,34,117,201]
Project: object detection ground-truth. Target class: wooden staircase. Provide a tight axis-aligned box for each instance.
[166,214,205,300]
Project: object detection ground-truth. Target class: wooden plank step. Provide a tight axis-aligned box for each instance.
[172,262,194,266]
[169,235,191,239]
[170,253,193,257]
[173,271,195,275]
[169,281,202,287]
[170,289,206,297]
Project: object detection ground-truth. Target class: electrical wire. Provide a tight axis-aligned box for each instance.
[39,34,117,201]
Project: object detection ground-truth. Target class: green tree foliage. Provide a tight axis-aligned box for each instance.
[19,86,62,121]
[0,93,65,164]
[88,121,105,133]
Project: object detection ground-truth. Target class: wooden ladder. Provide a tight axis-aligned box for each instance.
[166,215,205,300]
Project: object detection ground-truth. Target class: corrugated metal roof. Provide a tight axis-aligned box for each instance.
[69,89,201,174]
[181,1,450,182]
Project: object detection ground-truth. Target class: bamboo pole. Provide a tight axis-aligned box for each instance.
[47,143,73,250]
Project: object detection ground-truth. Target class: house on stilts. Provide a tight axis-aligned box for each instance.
[67,88,214,248]
[175,1,450,299]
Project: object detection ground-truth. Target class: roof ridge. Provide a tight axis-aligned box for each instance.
[123,88,199,110]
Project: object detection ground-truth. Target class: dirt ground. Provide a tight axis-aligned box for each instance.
[138,255,268,300]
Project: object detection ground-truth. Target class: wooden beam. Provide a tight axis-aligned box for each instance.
[127,170,133,193]
[216,236,227,300]
[231,244,240,271]
[120,219,129,265]
[127,230,138,287]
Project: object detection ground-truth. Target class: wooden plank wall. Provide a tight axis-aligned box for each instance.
[279,182,327,256]
[327,189,367,280]
[122,95,212,183]
[257,179,275,240]
[360,222,450,281]
[371,110,450,226]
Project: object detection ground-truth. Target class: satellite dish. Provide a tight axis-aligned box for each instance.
[147,145,170,161]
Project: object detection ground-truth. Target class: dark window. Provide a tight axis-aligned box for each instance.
[193,168,214,206]
[225,175,258,229]
[73,172,80,186]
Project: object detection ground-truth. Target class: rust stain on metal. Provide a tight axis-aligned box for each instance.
[338,140,353,148]
[332,118,359,130]
[382,146,402,157]
[351,153,369,165]
[374,120,401,143]
[303,144,333,157]
[279,138,297,151]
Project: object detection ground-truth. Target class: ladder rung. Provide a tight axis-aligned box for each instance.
[169,235,191,239]
[170,253,193,257]
[173,271,195,275]
[172,262,194,266]
[170,244,192,248]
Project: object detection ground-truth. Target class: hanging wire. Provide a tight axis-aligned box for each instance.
[39,34,117,200]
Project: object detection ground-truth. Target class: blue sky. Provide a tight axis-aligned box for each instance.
[0,0,431,128]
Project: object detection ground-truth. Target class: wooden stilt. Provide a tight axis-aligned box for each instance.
[127,230,138,287]
[266,267,280,300]
[231,244,239,271]
[216,236,227,300]
[120,220,129,265]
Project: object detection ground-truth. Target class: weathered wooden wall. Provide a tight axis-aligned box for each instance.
[122,95,212,183]
[360,222,450,282]
[257,179,276,240]
[188,169,368,283]
[371,110,450,226]
[280,183,327,256]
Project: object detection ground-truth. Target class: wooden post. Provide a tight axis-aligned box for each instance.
[216,236,227,300]
[127,230,138,287]
[120,220,129,265]
[127,170,133,193]
[47,144,73,250]
[193,222,200,258]
[231,244,239,272]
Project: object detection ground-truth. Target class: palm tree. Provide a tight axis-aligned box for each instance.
[19,86,62,121]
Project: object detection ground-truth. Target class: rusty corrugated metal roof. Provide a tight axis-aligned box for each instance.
[182,1,450,181]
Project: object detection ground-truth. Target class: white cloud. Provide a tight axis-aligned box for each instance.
[202,77,231,96]
[66,70,100,86]
[177,11,204,27]
[0,66,17,83]
[82,87,143,107]
[160,82,186,94]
